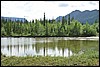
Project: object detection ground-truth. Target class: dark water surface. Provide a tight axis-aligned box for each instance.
[1,37,99,57]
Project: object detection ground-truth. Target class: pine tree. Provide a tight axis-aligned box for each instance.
[62,16,65,26]
[43,12,45,26]
[71,16,74,22]
[68,14,70,25]
[32,19,34,23]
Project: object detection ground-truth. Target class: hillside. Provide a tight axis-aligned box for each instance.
[56,9,99,24]
[1,16,27,22]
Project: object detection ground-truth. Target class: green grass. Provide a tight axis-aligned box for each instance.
[1,49,99,66]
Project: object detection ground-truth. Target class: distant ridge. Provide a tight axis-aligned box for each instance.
[56,9,99,24]
[1,16,27,22]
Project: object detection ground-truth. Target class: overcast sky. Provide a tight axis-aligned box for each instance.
[1,1,99,21]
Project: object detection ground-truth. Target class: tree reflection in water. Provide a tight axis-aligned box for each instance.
[1,37,99,57]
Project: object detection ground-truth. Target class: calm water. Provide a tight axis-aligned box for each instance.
[1,37,99,57]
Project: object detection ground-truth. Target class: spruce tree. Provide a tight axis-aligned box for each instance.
[44,12,45,26]
[62,16,64,26]
[68,14,70,25]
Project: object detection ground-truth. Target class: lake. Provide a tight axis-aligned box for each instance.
[1,37,99,57]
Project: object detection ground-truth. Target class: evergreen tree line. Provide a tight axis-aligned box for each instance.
[1,13,99,37]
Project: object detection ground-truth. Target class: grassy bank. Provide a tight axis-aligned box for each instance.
[1,49,99,66]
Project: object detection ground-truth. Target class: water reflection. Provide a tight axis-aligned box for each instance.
[1,37,98,57]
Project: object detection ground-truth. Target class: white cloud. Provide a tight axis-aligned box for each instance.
[89,1,97,5]
[58,3,68,7]
[1,1,99,21]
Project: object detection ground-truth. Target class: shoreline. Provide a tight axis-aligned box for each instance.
[1,49,99,66]
[62,37,99,40]
[1,36,99,40]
